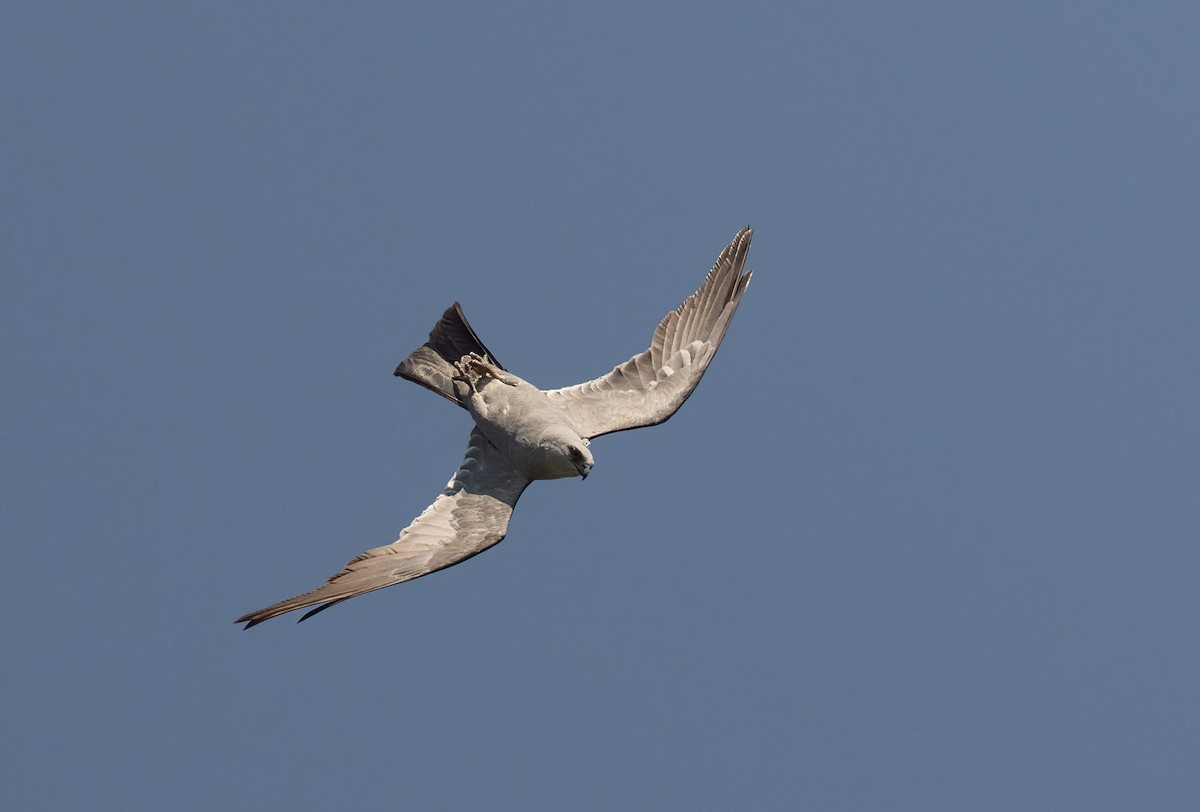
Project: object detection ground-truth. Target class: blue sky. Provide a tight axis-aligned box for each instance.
[3,2,1198,809]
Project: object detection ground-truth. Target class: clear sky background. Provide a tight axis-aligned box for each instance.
[3,2,1198,810]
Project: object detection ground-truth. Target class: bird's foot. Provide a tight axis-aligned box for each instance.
[452,353,515,392]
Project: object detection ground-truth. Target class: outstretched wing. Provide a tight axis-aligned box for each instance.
[544,227,753,439]
[236,428,530,628]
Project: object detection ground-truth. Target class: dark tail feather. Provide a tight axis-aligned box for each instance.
[394,302,503,407]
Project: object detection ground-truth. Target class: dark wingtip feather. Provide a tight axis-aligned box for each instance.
[297,599,347,623]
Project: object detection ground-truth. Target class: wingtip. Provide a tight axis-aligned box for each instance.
[721,227,753,268]
[236,606,273,629]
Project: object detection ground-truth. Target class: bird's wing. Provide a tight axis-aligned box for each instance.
[236,428,530,628]
[543,227,753,439]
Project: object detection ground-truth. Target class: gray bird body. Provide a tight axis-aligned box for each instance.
[454,354,593,481]
[237,227,754,628]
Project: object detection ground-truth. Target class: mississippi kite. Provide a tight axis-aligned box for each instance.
[237,227,754,628]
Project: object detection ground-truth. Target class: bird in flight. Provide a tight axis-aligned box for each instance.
[237,227,754,628]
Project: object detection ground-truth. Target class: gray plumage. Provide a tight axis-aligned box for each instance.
[237,227,754,628]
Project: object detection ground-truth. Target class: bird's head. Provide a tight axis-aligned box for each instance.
[543,426,593,480]
[568,438,594,480]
